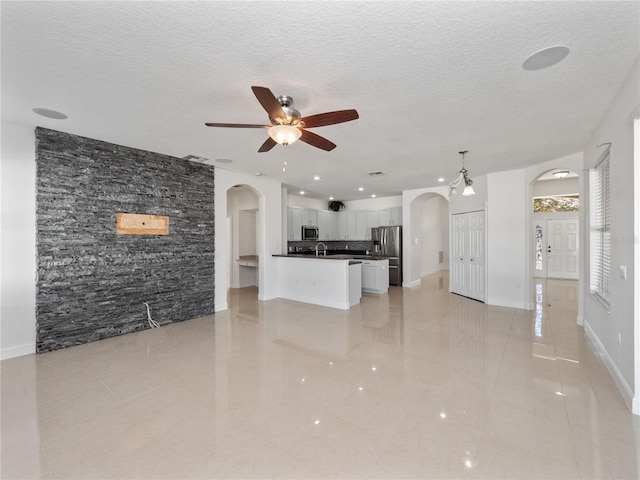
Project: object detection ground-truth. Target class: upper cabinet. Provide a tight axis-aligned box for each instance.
[288,205,402,241]
[377,207,402,226]
[317,210,337,240]
[302,208,317,227]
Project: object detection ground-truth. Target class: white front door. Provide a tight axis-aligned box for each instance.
[533,218,579,279]
[450,211,486,302]
[547,218,579,279]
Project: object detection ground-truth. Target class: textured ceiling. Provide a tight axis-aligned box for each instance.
[2,1,639,200]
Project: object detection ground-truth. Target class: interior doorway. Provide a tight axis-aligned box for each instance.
[531,169,580,281]
[227,185,260,299]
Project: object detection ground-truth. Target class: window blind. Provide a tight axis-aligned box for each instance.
[590,149,611,309]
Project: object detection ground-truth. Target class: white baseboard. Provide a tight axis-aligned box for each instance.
[403,279,421,288]
[1,343,36,360]
[215,301,228,312]
[583,320,635,413]
[634,395,640,416]
[420,267,446,278]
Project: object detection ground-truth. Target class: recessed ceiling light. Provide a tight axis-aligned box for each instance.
[215,158,233,164]
[523,45,570,71]
[553,170,570,178]
[255,172,264,176]
[329,196,334,200]
[437,177,445,182]
[371,194,376,198]
[299,191,305,195]
[358,187,364,191]
[313,175,320,181]
[32,108,67,119]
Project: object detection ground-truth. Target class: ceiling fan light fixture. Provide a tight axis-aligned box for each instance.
[268,124,302,146]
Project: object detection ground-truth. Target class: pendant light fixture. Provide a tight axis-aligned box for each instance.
[449,150,475,196]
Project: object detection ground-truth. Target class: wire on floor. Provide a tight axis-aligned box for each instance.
[143,302,160,328]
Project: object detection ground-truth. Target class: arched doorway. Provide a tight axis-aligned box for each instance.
[406,192,450,287]
[530,168,580,280]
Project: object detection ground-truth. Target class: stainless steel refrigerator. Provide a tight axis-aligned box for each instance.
[371,226,402,286]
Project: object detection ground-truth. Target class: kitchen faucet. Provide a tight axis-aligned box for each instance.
[315,242,328,256]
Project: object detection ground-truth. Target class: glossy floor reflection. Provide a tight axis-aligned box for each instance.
[3,274,639,479]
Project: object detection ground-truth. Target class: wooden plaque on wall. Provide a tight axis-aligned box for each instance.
[116,213,169,235]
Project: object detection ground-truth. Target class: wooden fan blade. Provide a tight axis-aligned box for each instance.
[299,129,336,151]
[205,122,268,128]
[251,86,287,122]
[258,137,277,153]
[300,109,359,128]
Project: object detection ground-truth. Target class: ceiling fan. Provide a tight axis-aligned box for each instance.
[205,86,359,152]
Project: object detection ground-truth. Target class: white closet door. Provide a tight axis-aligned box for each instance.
[451,213,467,295]
[450,211,486,302]
[467,211,486,301]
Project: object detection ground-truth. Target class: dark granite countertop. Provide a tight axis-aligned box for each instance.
[273,253,390,261]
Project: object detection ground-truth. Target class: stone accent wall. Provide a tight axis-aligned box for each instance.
[35,128,215,352]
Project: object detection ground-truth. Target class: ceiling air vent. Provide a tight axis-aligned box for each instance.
[368,171,385,176]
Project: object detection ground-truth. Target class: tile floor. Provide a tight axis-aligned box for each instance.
[2,273,639,479]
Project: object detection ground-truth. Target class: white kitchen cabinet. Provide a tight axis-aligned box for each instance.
[288,206,401,241]
[366,210,379,239]
[289,206,303,240]
[337,211,348,239]
[361,259,389,294]
[317,210,337,240]
[301,208,318,227]
[378,207,402,226]
[346,211,358,240]
[377,208,392,226]
[391,207,403,226]
[356,210,368,240]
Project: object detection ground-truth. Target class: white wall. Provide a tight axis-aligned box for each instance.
[345,195,402,210]
[533,176,579,197]
[486,169,528,309]
[1,121,37,359]
[214,168,283,311]
[287,194,403,212]
[582,57,639,412]
[287,194,326,209]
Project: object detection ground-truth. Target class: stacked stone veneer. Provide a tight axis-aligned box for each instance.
[35,128,215,352]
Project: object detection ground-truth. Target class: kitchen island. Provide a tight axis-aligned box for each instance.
[273,254,362,309]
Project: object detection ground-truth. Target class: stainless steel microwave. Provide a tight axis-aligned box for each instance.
[302,225,319,240]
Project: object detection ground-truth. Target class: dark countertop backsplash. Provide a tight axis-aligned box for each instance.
[288,240,374,254]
